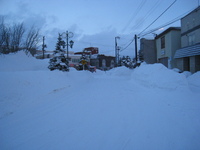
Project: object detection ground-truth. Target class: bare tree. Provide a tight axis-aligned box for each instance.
[0,18,9,54]
[24,26,40,56]
[10,23,25,52]
[0,17,41,55]
[0,17,25,54]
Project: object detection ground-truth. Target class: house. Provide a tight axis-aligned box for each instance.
[74,47,98,55]
[74,47,115,70]
[155,27,181,68]
[139,38,157,64]
[90,54,115,70]
[174,6,200,73]
[35,50,54,59]
[68,54,82,67]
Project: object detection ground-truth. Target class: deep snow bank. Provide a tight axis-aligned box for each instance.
[131,63,189,90]
[0,51,49,71]
[188,71,200,87]
[0,52,199,92]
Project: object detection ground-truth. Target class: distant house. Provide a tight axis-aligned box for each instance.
[90,54,115,70]
[68,54,82,67]
[174,6,200,73]
[35,50,54,59]
[139,38,156,64]
[74,47,99,55]
[155,27,181,68]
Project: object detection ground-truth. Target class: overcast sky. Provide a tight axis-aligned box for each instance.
[0,0,199,57]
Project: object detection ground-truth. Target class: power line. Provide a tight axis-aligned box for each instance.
[120,3,186,52]
[120,0,170,52]
[119,2,196,54]
[138,0,177,36]
[139,7,196,37]
[132,0,162,31]
[122,0,147,33]
[120,39,134,51]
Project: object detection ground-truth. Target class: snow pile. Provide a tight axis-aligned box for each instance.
[105,66,132,78]
[188,71,200,87]
[0,52,200,150]
[0,51,48,71]
[132,63,188,90]
[181,71,192,77]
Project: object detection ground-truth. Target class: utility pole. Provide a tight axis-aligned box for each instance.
[66,31,69,60]
[42,36,47,59]
[134,34,138,63]
[117,46,120,66]
[115,36,120,66]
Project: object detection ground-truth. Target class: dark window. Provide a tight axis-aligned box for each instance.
[183,57,190,71]
[161,36,165,49]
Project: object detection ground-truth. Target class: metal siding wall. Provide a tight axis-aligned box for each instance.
[195,55,200,72]
[158,57,168,68]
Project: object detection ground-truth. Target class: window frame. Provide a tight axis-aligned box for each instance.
[161,36,165,49]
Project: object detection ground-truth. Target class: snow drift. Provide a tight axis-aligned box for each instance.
[0,51,48,71]
[132,63,189,90]
[0,51,200,150]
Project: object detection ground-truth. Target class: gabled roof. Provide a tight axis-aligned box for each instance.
[174,43,200,58]
[155,27,181,39]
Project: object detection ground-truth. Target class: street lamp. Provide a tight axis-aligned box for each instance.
[61,31,74,60]
[69,40,74,48]
[66,31,74,60]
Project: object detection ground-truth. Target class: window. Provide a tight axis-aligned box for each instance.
[72,58,80,63]
[110,60,115,68]
[161,36,165,49]
[188,33,195,46]
[187,22,190,30]
[193,18,195,27]
[102,59,106,67]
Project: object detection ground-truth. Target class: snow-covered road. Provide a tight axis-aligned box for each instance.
[0,52,200,150]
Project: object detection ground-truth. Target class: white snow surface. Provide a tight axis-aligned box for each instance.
[0,51,200,150]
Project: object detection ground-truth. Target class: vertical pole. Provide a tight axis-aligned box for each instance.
[66,31,69,60]
[118,46,120,66]
[115,37,117,66]
[135,34,138,63]
[115,36,120,67]
[42,36,45,59]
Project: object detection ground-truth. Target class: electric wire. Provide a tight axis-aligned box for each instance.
[120,5,192,52]
[118,1,197,55]
[120,39,134,51]
[138,0,177,36]
[132,0,162,31]
[120,0,162,51]
[139,7,196,37]
[122,0,147,33]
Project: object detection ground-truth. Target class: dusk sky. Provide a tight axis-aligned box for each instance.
[0,0,199,57]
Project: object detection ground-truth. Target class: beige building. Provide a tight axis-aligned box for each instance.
[155,27,181,69]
